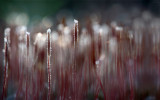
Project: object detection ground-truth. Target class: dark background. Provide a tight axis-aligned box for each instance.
[0,0,160,19]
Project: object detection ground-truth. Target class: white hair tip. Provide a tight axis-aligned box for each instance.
[5,28,11,33]
[47,28,51,33]
[4,38,7,42]
[99,28,103,33]
[26,32,30,35]
[74,19,78,24]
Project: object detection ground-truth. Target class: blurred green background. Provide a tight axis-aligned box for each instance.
[0,0,67,20]
[1,0,159,20]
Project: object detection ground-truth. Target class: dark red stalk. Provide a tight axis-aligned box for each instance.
[95,82,100,100]
[1,38,9,100]
[47,29,51,100]
[25,32,30,100]
[74,19,79,48]
[94,65,107,100]
[128,65,134,100]
[15,68,24,99]
[72,19,79,99]
[98,29,102,56]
